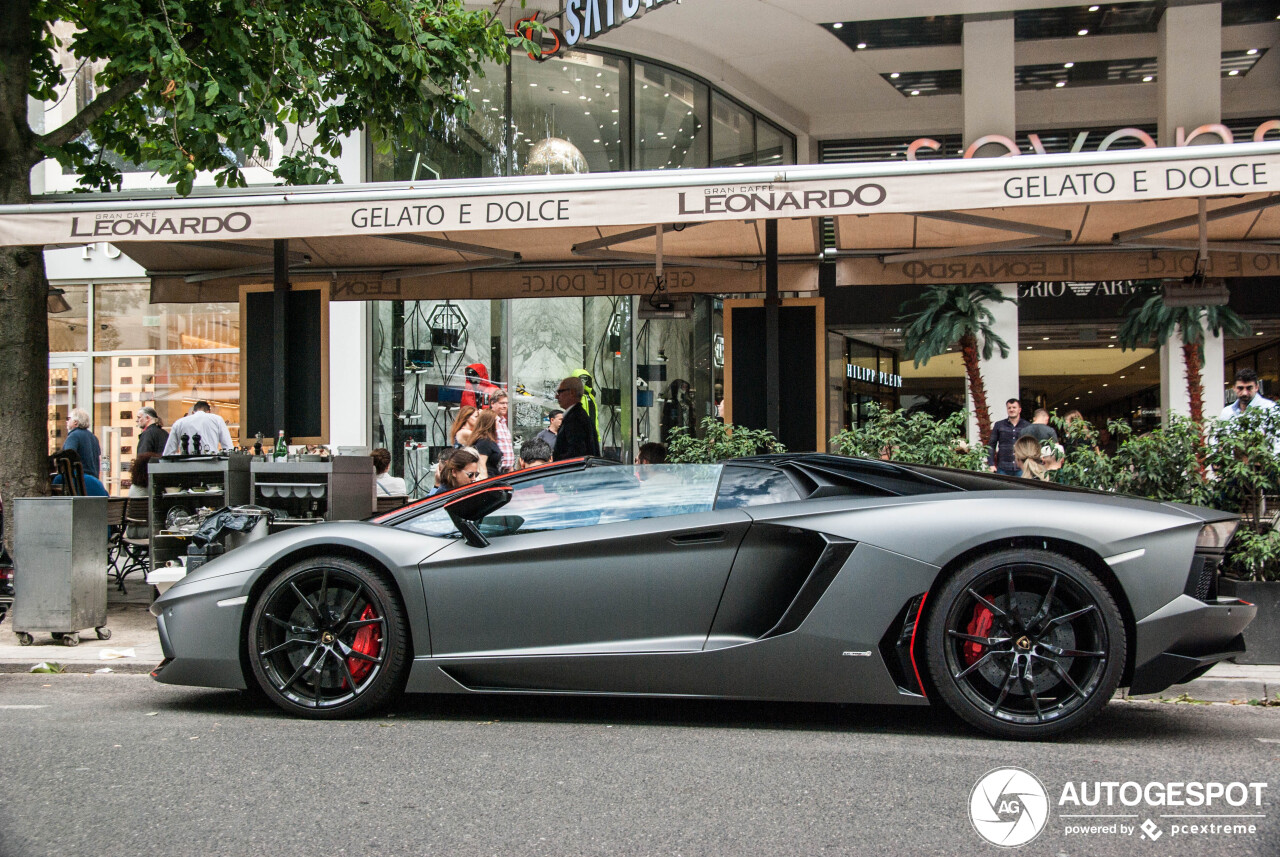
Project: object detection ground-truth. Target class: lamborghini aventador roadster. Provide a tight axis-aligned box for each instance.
[150,454,1256,739]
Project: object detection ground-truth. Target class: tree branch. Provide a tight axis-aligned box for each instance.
[37,67,149,152]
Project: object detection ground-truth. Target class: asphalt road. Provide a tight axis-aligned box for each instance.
[1,675,1278,857]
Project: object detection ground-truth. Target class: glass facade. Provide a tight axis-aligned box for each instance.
[372,295,724,498]
[47,282,241,493]
[372,48,794,181]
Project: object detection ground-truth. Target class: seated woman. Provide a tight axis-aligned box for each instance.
[371,447,407,496]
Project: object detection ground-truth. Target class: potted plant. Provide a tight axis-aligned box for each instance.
[665,418,785,464]
[1205,408,1280,664]
[830,404,987,470]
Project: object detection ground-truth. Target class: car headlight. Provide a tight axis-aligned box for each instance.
[1196,520,1238,550]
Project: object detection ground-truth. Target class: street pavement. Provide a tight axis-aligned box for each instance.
[1,671,1278,857]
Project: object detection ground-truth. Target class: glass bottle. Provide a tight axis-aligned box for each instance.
[273,430,287,461]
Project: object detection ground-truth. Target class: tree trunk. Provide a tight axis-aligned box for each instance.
[0,0,50,553]
[1182,342,1204,424]
[960,332,993,446]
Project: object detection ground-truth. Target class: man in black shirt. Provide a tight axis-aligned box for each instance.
[552,376,601,461]
[135,407,170,456]
[987,398,1025,476]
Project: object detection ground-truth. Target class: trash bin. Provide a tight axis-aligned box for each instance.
[11,496,110,647]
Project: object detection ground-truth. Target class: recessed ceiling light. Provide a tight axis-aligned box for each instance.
[1042,336,1050,341]
[1120,375,1126,379]
[832,22,843,30]
[1103,383,1109,387]
[1088,4,1099,11]
[1055,81,1066,88]
[1229,69,1240,76]
[910,89,920,96]
[1064,62,1074,69]
[1139,365,1146,370]
[857,42,867,49]
[890,72,900,79]
[1077,28,1089,36]
[1247,48,1258,55]
[1257,331,1265,336]
[529,83,537,87]
[1088,390,1094,394]
[1108,344,1115,348]
[593,139,600,143]
[1027,345,1034,350]
[1142,75,1154,82]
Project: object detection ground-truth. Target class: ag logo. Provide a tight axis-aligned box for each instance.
[969,767,1050,847]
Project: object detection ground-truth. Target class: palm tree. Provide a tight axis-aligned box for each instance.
[899,283,1013,445]
[1117,290,1251,423]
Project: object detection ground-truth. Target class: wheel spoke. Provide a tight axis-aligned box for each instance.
[1047,659,1088,701]
[967,588,1011,622]
[947,630,1008,647]
[1039,642,1105,659]
[280,648,320,692]
[1044,604,1098,629]
[340,643,382,666]
[1019,672,1044,722]
[317,569,329,615]
[988,658,1020,715]
[1028,573,1059,633]
[289,581,320,620]
[336,587,363,625]
[953,650,997,681]
[260,638,310,657]
[336,652,360,693]
[308,648,328,707]
[264,613,314,634]
[342,617,385,632]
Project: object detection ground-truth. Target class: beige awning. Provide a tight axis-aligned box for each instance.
[2,141,1277,300]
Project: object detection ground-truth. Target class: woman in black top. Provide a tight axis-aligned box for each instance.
[469,410,504,476]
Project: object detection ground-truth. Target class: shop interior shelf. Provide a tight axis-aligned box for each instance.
[254,482,327,499]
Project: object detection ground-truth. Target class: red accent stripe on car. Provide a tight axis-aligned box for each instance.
[908,590,929,699]
[371,457,591,523]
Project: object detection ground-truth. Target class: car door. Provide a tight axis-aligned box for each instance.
[418,465,752,657]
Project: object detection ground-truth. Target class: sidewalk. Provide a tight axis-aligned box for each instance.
[0,582,162,674]
[2,586,1278,701]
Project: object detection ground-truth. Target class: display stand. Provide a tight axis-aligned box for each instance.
[250,456,375,532]
[148,456,252,570]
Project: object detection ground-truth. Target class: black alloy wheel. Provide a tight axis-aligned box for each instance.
[248,556,409,718]
[925,549,1125,740]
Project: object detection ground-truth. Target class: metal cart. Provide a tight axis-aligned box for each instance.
[11,497,110,647]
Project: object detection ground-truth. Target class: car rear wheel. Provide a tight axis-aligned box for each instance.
[924,549,1125,740]
[248,556,409,718]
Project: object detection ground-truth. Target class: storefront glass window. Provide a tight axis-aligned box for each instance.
[636,297,715,445]
[370,59,509,181]
[371,299,504,497]
[48,284,88,351]
[634,62,709,170]
[513,51,630,174]
[711,92,754,168]
[757,121,793,166]
[92,352,240,492]
[94,283,239,351]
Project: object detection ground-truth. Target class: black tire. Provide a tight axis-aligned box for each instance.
[17,632,33,646]
[61,633,80,647]
[96,627,111,641]
[924,549,1125,740]
[247,556,410,718]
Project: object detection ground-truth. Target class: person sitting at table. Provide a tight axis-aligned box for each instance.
[370,448,406,496]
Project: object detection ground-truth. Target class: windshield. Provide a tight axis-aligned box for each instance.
[396,464,723,539]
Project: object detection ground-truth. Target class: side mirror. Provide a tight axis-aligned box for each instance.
[445,486,513,548]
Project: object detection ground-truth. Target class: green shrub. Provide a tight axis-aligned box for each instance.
[665,418,785,464]
[830,403,987,470]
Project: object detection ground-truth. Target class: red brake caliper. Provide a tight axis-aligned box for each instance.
[963,603,994,665]
[346,605,382,685]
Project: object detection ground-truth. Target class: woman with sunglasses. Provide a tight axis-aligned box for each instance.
[431,448,481,496]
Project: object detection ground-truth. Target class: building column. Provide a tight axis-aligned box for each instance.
[961,17,1019,440]
[1160,320,1226,421]
[969,283,1021,441]
[329,300,370,448]
[1158,3,1224,421]
[962,14,1016,153]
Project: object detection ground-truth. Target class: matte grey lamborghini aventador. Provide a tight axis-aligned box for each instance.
[150,454,1255,739]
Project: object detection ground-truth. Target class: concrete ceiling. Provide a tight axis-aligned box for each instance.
[515,1,1280,149]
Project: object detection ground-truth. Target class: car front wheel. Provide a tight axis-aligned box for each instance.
[925,549,1125,740]
[248,556,409,718]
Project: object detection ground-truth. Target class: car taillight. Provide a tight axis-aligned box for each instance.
[1196,521,1238,550]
